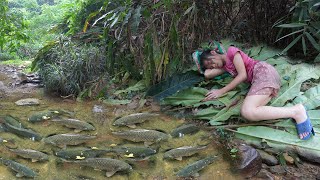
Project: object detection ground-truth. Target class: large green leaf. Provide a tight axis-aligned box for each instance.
[114,80,146,95]
[235,126,320,163]
[271,64,320,106]
[146,70,204,101]
[293,85,320,110]
[163,87,238,107]
[193,108,220,120]
[209,97,244,125]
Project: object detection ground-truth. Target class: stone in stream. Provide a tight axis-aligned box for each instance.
[270,165,286,175]
[44,134,96,149]
[70,158,132,177]
[111,129,169,146]
[9,148,49,162]
[176,156,217,177]
[171,123,200,138]
[0,158,37,178]
[256,149,279,166]
[163,146,207,161]
[233,144,262,178]
[15,98,40,106]
[112,113,160,128]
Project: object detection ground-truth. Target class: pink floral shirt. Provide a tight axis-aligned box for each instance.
[223,46,259,83]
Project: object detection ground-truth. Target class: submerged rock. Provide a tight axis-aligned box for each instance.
[15,98,40,106]
[234,144,262,178]
[257,149,279,166]
[270,165,286,175]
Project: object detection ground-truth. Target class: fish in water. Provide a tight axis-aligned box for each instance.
[112,129,169,146]
[176,156,217,177]
[28,110,61,123]
[43,134,96,149]
[9,148,49,162]
[113,113,160,128]
[3,122,42,141]
[70,158,132,177]
[163,146,207,161]
[0,158,37,178]
[3,115,25,128]
[51,118,95,132]
[55,148,111,160]
[171,124,200,138]
[110,146,157,159]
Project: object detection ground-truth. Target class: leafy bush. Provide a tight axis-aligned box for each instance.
[275,0,320,62]
[33,38,108,96]
[0,53,15,61]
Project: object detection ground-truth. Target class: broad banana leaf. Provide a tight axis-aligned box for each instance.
[271,64,320,106]
[235,126,320,163]
[293,85,320,110]
[163,87,238,107]
[209,97,244,125]
[146,70,204,101]
[193,108,220,120]
[114,80,146,95]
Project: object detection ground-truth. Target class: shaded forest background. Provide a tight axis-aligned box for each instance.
[1,0,319,100]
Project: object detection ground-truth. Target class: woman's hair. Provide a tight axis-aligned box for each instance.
[199,50,213,71]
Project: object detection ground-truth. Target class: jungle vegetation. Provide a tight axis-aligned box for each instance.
[1,0,319,100]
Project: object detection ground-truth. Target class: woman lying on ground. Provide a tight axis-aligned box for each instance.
[193,41,315,140]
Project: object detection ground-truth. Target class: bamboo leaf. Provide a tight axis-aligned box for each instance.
[302,36,307,56]
[281,34,303,54]
[305,32,320,51]
[275,29,304,42]
[277,23,307,28]
[183,2,195,16]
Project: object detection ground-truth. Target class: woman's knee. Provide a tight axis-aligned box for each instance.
[240,105,256,121]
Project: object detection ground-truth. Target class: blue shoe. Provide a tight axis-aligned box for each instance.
[295,107,315,140]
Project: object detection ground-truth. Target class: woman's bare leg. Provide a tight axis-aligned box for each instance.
[241,94,308,139]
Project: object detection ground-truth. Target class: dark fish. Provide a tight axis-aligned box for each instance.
[28,110,61,123]
[71,158,132,177]
[43,134,96,149]
[0,158,37,178]
[163,146,207,161]
[113,113,160,128]
[9,148,49,162]
[111,146,157,159]
[171,124,200,138]
[55,148,111,160]
[3,115,25,128]
[176,156,217,177]
[51,118,95,132]
[3,122,42,141]
[112,129,169,146]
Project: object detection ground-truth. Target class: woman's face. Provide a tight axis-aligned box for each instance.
[203,51,224,69]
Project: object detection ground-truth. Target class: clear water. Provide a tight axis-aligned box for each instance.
[0,73,238,180]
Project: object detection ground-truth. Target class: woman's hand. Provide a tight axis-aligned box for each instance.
[203,89,225,101]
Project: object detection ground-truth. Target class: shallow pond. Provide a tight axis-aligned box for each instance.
[0,73,239,180]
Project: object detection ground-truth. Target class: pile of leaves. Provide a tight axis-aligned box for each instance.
[154,41,320,162]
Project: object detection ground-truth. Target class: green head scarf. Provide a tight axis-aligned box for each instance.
[192,41,226,74]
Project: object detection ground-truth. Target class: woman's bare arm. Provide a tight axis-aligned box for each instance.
[204,68,225,79]
[220,52,247,93]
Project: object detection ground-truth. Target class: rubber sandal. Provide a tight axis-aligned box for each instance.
[295,108,315,140]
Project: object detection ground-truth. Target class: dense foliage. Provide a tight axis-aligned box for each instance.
[0,0,28,60]
[33,0,299,97]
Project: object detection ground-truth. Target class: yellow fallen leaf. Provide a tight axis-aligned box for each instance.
[91,147,98,150]
[124,153,134,158]
[110,144,117,147]
[53,111,59,114]
[42,116,50,120]
[2,140,7,143]
[76,156,85,160]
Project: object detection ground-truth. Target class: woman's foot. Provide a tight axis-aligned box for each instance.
[292,104,312,139]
